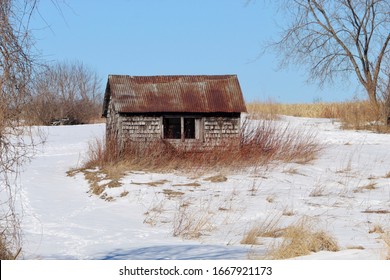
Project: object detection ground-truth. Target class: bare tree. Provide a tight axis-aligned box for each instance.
[0,0,41,259]
[269,0,390,121]
[30,61,102,125]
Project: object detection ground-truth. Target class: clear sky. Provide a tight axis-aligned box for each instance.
[30,0,363,103]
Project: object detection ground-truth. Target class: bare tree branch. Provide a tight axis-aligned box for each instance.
[268,0,390,117]
[0,0,43,259]
[29,61,102,125]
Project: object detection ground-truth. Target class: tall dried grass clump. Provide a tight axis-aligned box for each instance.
[266,218,339,259]
[240,119,321,164]
[83,119,321,175]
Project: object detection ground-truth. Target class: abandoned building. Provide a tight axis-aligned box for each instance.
[102,74,247,149]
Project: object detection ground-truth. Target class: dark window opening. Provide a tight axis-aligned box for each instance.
[184,118,195,139]
[163,117,181,139]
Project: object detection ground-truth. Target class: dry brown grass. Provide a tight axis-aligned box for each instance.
[354,182,377,193]
[369,224,384,234]
[132,180,169,187]
[172,182,201,187]
[143,200,166,227]
[309,183,327,197]
[0,234,13,260]
[204,174,228,183]
[266,218,339,259]
[0,233,21,260]
[362,209,390,214]
[73,118,322,199]
[282,208,295,216]
[382,232,390,260]
[248,180,261,196]
[172,201,214,239]
[77,118,321,196]
[162,189,185,199]
[241,215,283,245]
[247,99,388,132]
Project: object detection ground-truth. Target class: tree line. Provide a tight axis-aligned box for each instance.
[29,61,102,125]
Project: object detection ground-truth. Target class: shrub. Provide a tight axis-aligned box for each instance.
[82,119,322,175]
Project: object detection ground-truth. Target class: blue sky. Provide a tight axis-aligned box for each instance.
[30,0,363,103]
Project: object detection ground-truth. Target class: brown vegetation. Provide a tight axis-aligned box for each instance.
[172,200,214,239]
[0,233,14,260]
[267,1,390,123]
[247,99,389,132]
[81,119,321,176]
[244,216,339,259]
[27,61,102,126]
[382,232,390,260]
[266,218,339,259]
[241,215,283,245]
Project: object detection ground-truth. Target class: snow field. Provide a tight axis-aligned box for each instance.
[19,117,390,259]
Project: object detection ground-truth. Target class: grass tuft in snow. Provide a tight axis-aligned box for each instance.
[353,182,377,193]
[309,182,327,197]
[265,217,339,259]
[382,232,390,260]
[172,199,215,239]
[203,174,228,183]
[241,214,283,245]
[369,225,384,234]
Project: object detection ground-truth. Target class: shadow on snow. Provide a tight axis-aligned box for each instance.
[98,245,251,260]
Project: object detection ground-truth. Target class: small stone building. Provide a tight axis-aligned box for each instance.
[102,75,247,150]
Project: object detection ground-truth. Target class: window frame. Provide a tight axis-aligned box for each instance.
[162,115,202,141]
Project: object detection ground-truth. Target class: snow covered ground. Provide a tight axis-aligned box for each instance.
[18,116,390,260]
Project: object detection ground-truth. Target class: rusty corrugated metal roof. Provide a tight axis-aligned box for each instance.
[102,75,247,116]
